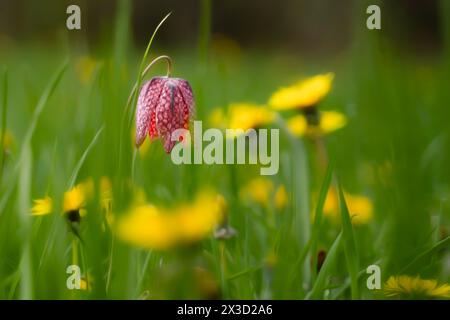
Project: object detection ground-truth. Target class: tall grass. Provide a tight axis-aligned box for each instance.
[0,0,449,300]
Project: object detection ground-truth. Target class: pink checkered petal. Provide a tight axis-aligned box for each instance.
[135,77,164,147]
[135,76,194,153]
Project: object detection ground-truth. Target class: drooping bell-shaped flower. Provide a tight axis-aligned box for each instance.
[135,76,194,153]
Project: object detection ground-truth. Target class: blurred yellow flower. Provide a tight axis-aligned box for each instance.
[117,205,173,249]
[287,110,347,137]
[79,278,89,290]
[322,189,373,225]
[269,73,334,110]
[79,273,93,291]
[240,177,273,207]
[63,179,94,217]
[240,177,288,210]
[116,191,225,250]
[274,185,289,210]
[209,103,275,137]
[31,196,53,216]
[177,193,225,243]
[100,176,114,227]
[228,103,274,131]
[31,179,94,219]
[63,186,86,214]
[384,275,450,299]
[320,110,347,132]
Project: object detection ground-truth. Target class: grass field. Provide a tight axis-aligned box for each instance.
[1,1,450,299]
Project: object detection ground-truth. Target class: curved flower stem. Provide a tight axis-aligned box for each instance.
[121,55,172,180]
[143,55,172,78]
[118,13,171,185]
[125,55,173,114]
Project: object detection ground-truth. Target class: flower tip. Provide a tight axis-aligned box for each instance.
[135,137,143,149]
[135,126,147,148]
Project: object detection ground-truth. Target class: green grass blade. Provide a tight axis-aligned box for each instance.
[288,162,333,285]
[21,61,68,157]
[310,162,334,283]
[118,12,171,181]
[67,125,104,189]
[337,181,360,299]
[17,144,33,299]
[400,236,450,274]
[125,12,171,130]
[274,114,311,286]
[227,264,264,281]
[331,259,382,299]
[0,60,68,214]
[14,61,67,299]
[307,232,342,299]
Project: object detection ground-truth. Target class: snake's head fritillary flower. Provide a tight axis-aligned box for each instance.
[135,76,194,153]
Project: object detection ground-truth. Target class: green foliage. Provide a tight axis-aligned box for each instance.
[0,5,449,300]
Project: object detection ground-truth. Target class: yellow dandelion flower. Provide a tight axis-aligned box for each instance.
[79,273,93,291]
[64,186,86,214]
[228,103,274,131]
[116,192,224,250]
[287,110,347,137]
[240,178,289,210]
[269,73,334,110]
[240,177,274,207]
[384,275,450,299]
[116,205,175,250]
[287,114,308,136]
[30,179,94,222]
[31,196,53,216]
[345,193,373,224]
[320,110,347,133]
[63,179,94,219]
[177,193,224,243]
[322,189,373,225]
[274,184,289,210]
[209,103,275,138]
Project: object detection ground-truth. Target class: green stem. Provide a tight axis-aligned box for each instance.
[275,114,311,292]
[72,237,79,267]
[105,236,115,294]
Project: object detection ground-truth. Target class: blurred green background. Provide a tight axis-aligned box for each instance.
[0,0,450,299]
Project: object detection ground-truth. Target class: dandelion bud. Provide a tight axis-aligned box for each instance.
[135,76,194,153]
